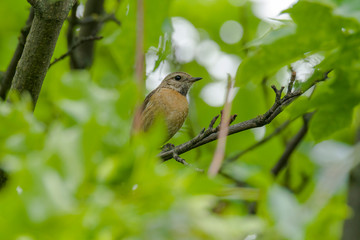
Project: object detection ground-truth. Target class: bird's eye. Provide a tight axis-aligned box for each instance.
[174,75,181,81]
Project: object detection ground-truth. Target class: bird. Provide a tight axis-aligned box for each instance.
[133,72,202,142]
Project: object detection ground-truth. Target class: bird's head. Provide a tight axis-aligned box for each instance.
[159,72,202,96]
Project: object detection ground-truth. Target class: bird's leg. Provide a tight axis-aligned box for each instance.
[162,143,204,172]
[161,143,175,152]
[172,151,204,173]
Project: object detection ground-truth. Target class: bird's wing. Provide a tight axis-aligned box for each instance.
[141,88,158,112]
[139,88,159,131]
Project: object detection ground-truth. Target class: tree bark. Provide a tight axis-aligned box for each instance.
[69,0,105,69]
[10,0,76,108]
[0,8,34,100]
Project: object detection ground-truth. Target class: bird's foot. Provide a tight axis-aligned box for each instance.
[161,143,175,152]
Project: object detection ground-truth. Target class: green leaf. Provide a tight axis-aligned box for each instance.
[236,1,346,86]
[309,73,360,141]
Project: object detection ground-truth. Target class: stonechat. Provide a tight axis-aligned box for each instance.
[133,72,202,142]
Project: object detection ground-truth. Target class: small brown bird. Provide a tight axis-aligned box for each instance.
[134,72,202,142]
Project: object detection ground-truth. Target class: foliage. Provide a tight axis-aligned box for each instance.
[1,0,360,239]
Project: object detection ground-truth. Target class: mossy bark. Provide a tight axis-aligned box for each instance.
[10,0,76,108]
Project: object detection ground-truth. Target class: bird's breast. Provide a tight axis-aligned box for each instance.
[149,88,189,139]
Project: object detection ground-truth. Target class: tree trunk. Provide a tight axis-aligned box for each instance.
[10,0,76,108]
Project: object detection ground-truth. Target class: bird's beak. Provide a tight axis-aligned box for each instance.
[189,77,202,82]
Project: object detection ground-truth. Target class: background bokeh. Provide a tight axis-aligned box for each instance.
[1,0,360,239]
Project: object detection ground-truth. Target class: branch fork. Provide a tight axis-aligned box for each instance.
[160,111,237,162]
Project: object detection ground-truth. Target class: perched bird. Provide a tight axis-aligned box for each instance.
[134,72,202,142]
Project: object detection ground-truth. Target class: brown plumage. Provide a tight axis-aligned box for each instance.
[135,72,202,142]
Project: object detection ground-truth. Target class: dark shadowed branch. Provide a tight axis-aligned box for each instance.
[225,119,294,164]
[271,112,313,176]
[49,35,103,68]
[67,0,120,69]
[66,1,78,66]
[218,171,246,187]
[78,13,121,25]
[69,0,104,69]
[0,8,34,100]
[0,72,4,85]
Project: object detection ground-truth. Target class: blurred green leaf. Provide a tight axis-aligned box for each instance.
[1,0,360,239]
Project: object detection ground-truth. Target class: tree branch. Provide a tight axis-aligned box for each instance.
[225,119,294,164]
[159,71,329,161]
[218,170,246,187]
[271,112,314,176]
[78,13,121,25]
[10,0,76,107]
[68,0,106,69]
[172,152,204,173]
[0,7,34,100]
[66,1,78,63]
[49,35,103,68]
[287,67,296,95]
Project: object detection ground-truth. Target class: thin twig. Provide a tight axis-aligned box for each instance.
[271,112,314,176]
[208,75,235,177]
[78,13,121,25]
[173,152,204,173]
[287,67,296,95]
[49,36,103,68]
[218,170,246,187]
[225,119,294,164]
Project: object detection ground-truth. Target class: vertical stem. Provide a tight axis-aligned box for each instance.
[131,0,145,133]
[208,76,234,177]
[135,0,145,91]
[70,0,105,69]
[271,113,313,176]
